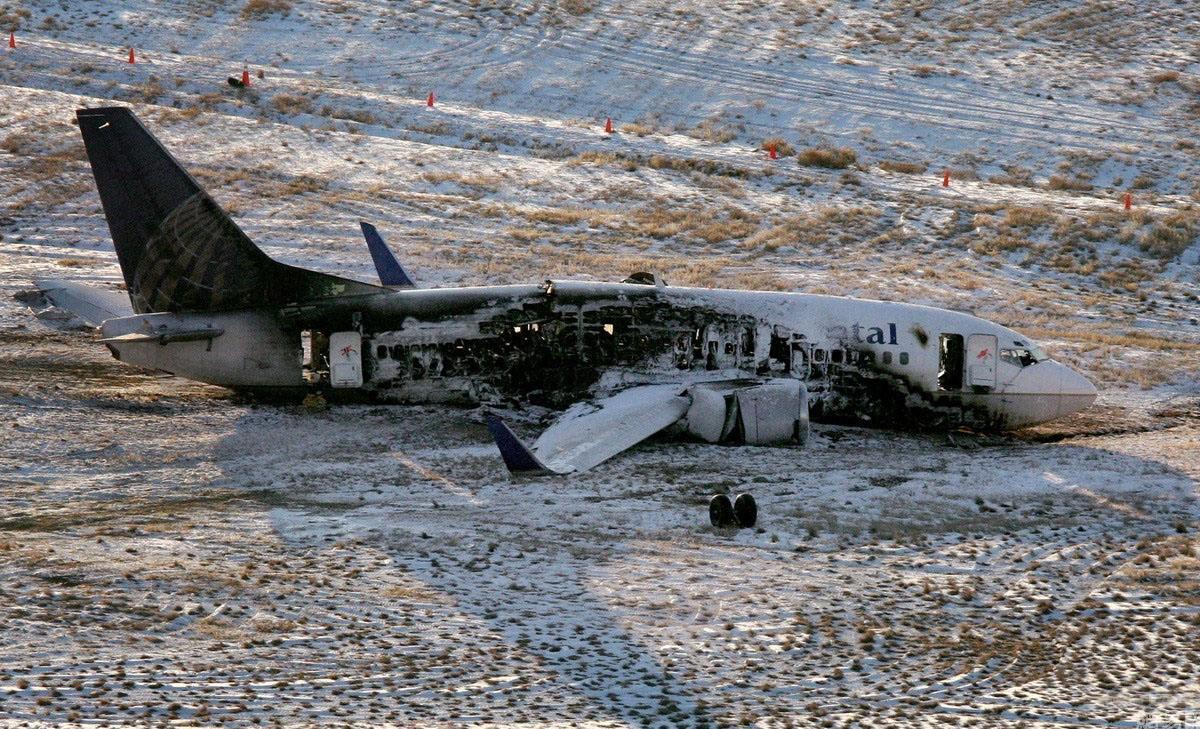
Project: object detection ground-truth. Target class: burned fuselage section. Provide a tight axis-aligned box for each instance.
[290,281,930,428]
[358,284,760,408]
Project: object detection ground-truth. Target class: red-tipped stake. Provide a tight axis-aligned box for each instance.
[604,117,613,135]
[7,32,14,50]
[942,169,950,188]
[242,66,250,87]
[768,144,778,160]
[427,91,435,108]
[1124,192,1133,211]
[128,47,136,64]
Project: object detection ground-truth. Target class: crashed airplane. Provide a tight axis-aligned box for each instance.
[42,107,1097,487]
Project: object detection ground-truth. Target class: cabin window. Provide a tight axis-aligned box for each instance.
[813,348,826,363]
[899,352,908,365]
[938,333,965,391]
[724,342,735,356]
[882,351,892,365]
[830,349,844,364]
[390,344,404,360]
[376,345,388,360]
[860,351,875,365]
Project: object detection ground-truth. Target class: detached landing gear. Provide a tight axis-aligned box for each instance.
[708,492,757,529]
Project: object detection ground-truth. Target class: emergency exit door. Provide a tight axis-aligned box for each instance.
[967,334,997,388]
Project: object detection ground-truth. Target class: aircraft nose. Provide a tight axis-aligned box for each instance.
[1005,360,1097,425]
[1058,363,1098,398]
[1051,361,1098,417]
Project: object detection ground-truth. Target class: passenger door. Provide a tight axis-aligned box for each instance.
[329,331,364,388]
[966,333,997,389]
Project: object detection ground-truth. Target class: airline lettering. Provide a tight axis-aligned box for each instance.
[825,323,899,346]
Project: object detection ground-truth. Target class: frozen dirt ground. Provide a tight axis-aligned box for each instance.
[2,0,1200,726]
[0,330,1197,727]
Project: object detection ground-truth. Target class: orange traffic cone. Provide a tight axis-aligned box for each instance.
[768,144,778,160]
[242,66,250,86]
[942,169,950,187]
[427,91,435,108]
[7,32,14,49]
[1124,192,1133,211]
[128,47,136,64]
[604,117,613,134]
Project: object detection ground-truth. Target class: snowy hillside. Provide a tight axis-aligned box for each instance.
[0,1,1198,726]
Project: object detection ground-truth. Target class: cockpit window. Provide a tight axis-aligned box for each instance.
[1001,347,1041,367]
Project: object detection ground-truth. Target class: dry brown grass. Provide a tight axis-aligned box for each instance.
[742,206,879,251]
[687,120,737,144]
[619,121,658,137]
[271,93,313,116]
[1138,212,1198,260]
[796,147,857,169]
[1003,206,1056,229]
[241,0,292,19]
[560,0,592,15]
[0,5,31,30]
[322,106,376,125]
[988,167,1035,187]
[1047,174,1093,192]
[877,160,926,175]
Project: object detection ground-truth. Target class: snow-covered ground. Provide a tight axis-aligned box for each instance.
[1,1,1198,726]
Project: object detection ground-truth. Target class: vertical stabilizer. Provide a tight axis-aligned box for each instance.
[75,107,381,314]
[360,221,416,288]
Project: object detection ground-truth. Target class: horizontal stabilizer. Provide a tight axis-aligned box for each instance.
[35,279,134,326]
[360,222,416,288]
[99,327,224,345]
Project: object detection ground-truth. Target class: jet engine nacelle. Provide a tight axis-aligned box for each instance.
[99,311,301,388]
[684,379,809,446]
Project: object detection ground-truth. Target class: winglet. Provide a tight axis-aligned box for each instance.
[484,413,556,475]
[360,221,416,288]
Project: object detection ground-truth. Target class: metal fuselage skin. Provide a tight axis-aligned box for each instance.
[101,281,1097,429]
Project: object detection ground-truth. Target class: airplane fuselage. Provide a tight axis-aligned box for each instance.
[101,280,1097,430]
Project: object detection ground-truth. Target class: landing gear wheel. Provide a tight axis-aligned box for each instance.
[733,493,758,528]
[709,494,735,528]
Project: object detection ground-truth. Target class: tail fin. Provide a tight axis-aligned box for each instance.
[359,221,416,288]
[76,107,381,314]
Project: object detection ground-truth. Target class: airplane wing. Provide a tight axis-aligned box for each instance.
[35,278,134,327]
[359,222,416,288]
[485,378,810,476]
[487,384,691,475]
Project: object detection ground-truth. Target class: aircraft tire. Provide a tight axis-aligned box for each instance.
[733,493,758,528]
[709,494,735,528]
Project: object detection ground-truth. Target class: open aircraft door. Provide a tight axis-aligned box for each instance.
[967,333,997,389]
[329,331,363,388]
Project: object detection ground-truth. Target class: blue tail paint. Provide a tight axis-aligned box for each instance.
[485,413,551,474]
[359,221,416,288]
